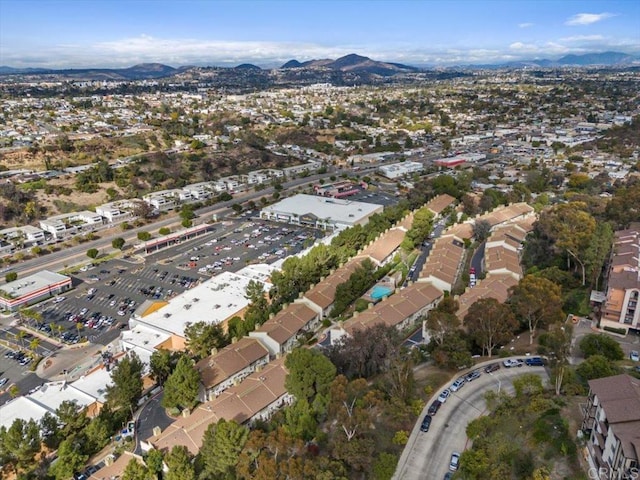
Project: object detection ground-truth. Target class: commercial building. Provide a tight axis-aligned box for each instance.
[260,194,383,230]
[581,374,640,479]
[0,270,71,311]
[378,161,424,179]
[39,211,104,239]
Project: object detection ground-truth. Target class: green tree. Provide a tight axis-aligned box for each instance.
[39,412,62,449]
[583,223,614,289]
[579,333,624,360]
[402,206,434,250]
[184,321,227,360]
[5,271,17,282]
[106,352,144,412]
[509,275,564,344]
[472,219,492,243]
[285,348,337,415]
[50,437,89,480]
[162,355,200,411]
[137,231,152,241]
[112,237,126,250]
[576,354,622,381]
[0,418,41,474]
[122,458,153,480]
[465,298,517,357]
[372,452,398,480]
[149,348,177,386]
[283,399,318,441]
[430,330,473,369]
[145,449,164,478]
[55,400,89,436]
[199,419,249,479]
[86,248,99,259]
[159,227,171,235]
[538,323,573,395]
[165,445,195,480]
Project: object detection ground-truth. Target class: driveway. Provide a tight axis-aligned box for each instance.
[393,360,548,479]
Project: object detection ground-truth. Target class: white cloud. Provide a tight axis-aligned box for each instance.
[565,12,615,26]
[560,34,605,42]
[518,23,534,28]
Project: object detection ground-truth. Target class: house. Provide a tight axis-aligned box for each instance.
[425,194,456,217]
[302,259,365,317]
[248,303,320,356]
[196,337,270,402]
[358,212,413,266]
[581,374,640,479]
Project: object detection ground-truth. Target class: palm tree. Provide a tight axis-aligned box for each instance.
[16,330,26,350]
[29,337,41,355]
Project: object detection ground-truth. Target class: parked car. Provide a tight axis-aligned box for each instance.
[437,389,451,403]
[503,358,524,368]
[630,351,639,362]
[428,400,442,416]
[450,377,466,392]
[465,370,481,382]
[420,415,432,432]
[449,452,460,471]
[484,363,501,373]
[0,378,8,387]
[525,357,545,366]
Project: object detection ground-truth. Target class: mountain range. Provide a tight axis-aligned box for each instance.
[0,51,637,81]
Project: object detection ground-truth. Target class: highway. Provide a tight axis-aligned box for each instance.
[393,361,548,480]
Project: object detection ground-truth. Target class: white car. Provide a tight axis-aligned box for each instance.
[631,351,639,362]
[437,388,451,403]
[0,378,8,387]
[450,378,466,392]
[503,358,524,368]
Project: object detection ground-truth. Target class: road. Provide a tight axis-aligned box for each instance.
[393,361,548,480]
[135,390,172,454]
[470,241,485,276]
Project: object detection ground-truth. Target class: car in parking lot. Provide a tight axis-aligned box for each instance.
[503,358,524,368]
[427,400,442,416]
[420,415,432,432]
[450,377,466,392]
[449,452,460,471]
[525,357,545,366]
[80,308,88,315]
[437,389,451,403]
[464,370,481,382]
[630,351,639,362]
[484,363,500,373]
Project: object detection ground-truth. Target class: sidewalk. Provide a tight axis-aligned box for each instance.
[36,342,106,381]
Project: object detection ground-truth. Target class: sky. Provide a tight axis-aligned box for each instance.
[0,0,639,68]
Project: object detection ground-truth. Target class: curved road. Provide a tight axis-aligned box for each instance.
[394,361,548,480]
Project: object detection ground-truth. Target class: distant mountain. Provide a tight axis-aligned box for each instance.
[0,63,177,80]
[235,63,262,70]
[279,53,418,76]
[281,59,303,69]
[555,51,636,66]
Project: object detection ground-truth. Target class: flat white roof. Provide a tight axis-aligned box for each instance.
[70,367,113,404]
[0,270,70,299]
[262,194,383,226]
[134,270,270,337]
[28,380,95,413]
[121,324,171,351]
[0,396,49,430]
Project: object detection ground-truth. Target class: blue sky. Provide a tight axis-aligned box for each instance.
[0,0,638,67]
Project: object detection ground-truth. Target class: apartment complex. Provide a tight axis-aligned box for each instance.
[581,374,640,479]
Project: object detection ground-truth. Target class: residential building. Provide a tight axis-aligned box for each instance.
[196,337,270,401]
[581,374,640,479]
[39,211,104,239]
[600,228,640,334]
[0,225,46,248]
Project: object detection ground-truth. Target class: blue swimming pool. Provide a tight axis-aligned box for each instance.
[370,285,393,301]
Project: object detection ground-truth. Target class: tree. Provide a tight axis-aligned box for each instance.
[137,231,151,241]
[583,223,614,289]
[425,310,460,346]
[86,248,99,259]
[145,449,164,478]
[106,352,144,412]
[50,436,89,480]
[5,271,17,282]
[184,321,227,360]
[472,219,492,243]
[373,452,398,480]
[538,323,573,395]
[283,399,318,441]
[39,412,61,449]
[159,227,171,235]
[465,298,517,357]
[402,206,434,250]
[429,331,473,369]
[285,347,337,415]
[112,237,126,250]
[165,445,195,480]
[509,275,564,344]
[0,418,41,474]
[199,419,249,479]
[149,348,177,385]
[122,458,153,480]
[579,333,624,360]
[162,355,200,411]
[576,354,622,381]
[55,400,88,436]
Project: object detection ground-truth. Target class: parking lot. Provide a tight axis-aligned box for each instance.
[0,343,44,401]
[22,218,324,347]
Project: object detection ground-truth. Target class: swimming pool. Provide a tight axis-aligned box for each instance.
[370,285,393,301]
